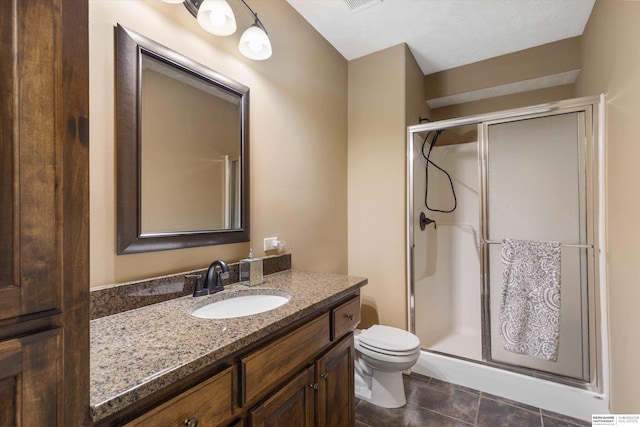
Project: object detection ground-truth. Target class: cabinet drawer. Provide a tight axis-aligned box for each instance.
[331,296,360,340]
[241,313,330,406]
[124,366,235,427]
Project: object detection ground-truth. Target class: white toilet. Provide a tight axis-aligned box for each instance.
[354,325,421,408]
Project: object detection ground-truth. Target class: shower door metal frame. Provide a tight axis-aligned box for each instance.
[406,95,604,393]
[479,105,597,389]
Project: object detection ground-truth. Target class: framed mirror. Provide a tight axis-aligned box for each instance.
[116,24,249,254]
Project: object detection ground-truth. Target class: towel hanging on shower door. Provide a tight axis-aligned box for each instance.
[499,239,561,361]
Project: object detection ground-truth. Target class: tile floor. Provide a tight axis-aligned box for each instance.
[355,374,592,427]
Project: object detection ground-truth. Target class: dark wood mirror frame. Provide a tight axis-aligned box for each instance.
[116,24,250,254]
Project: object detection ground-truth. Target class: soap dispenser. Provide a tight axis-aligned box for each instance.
[240,249,263,287]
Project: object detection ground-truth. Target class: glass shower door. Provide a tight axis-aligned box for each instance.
[481,111,592,381]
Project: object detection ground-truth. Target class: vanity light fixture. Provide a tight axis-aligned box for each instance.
[196,0,237,36]
[165,0,272,60]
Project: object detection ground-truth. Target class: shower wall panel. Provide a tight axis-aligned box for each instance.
[413,140,482,360]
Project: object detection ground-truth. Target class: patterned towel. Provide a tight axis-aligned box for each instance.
[499,239,561,361]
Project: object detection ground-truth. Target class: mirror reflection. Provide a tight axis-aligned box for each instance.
[140,54,241,234]
[116,24,249,254]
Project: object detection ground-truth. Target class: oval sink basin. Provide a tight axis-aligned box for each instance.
[191,293,290,319]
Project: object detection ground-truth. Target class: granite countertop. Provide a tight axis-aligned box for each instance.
[90,270,367,422]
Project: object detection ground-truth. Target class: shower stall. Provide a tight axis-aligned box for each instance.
[406,96,608,420]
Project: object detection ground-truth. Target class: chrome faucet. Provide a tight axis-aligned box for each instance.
[191,260,230,297]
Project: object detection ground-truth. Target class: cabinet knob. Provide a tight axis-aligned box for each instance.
[345,313,354,320]
[321,373,329,380]
[309,383,318,390]
[185,417,199,427]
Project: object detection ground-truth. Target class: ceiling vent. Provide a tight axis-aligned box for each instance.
[342,0,383,12]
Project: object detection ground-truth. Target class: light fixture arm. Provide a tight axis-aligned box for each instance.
[183,0,267,34]
[182,0,201,18]
[237,0,268,34]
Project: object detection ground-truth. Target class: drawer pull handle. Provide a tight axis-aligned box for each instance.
[185,417,199,427]
[345,313,354,320]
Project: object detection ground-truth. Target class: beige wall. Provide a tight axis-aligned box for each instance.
[348,44,429,330]
[575,0,640,413]
[424,37,581,100]
[90,0,348,287]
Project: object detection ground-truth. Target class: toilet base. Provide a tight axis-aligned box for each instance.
[355,369,407,408]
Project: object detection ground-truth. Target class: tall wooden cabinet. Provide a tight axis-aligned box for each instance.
[0,0,89,425]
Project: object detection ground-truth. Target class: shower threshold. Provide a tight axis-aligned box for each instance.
[413,350,607,422]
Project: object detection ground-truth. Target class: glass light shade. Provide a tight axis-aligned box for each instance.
[197,0,237,36]
[238,25,272,60]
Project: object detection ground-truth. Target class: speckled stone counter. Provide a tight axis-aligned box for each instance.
[90,270,366,422]
[90,254,292,319]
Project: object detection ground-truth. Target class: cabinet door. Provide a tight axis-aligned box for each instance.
[250,366,315,427]
[0,329,61,426]
[316,334,355,427]
[0,0,68,320]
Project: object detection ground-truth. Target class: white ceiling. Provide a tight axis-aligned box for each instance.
[286,0,596,75]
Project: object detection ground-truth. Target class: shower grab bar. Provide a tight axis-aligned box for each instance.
[480,240,593,249]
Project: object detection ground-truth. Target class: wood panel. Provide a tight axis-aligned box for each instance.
[250,366,315,427]
[124,366,236,427]
[58,0,90,423]
[241,314,330,406]
[316,334,355,427]
[0,377,17,427]
[0,0,14,290]
[0,329,62,426]
[0,0,20,321]
[16,0,59,316]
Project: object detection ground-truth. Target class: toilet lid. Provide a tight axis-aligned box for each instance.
[358,325,420,352]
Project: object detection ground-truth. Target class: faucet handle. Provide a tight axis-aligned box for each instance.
[185,274,201,285]
[186,274,208,297]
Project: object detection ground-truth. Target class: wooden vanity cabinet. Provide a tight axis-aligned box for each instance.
[247,295,360,427]
[248,334,355,427]
[112,294,360,427]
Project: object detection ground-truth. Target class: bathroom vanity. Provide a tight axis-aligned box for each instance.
[90,270,366,426]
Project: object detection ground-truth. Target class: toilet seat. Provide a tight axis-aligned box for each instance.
[357,341,419,357]
[357,325,420,353]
